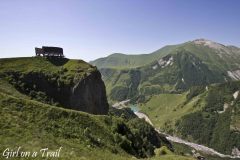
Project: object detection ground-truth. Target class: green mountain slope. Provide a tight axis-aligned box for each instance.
[95,39,240,103]
[176,81,240,155]
[91,39,240,71]
[139,81,240,156]
[90,45,179,69]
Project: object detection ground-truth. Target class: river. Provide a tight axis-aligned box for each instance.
[134,111,240,159]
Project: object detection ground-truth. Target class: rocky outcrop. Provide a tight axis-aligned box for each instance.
[69,70,109,114]
[227,70,240,80]
[2,59,109,115]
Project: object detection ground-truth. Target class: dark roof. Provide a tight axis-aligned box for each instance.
[42,46,63,53]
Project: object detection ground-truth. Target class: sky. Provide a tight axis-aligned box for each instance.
[0,0,240,61]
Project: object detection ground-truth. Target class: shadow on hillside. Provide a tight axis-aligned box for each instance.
[46,57,69,66]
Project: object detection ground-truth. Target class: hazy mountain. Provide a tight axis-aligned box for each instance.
[91,39,240,71]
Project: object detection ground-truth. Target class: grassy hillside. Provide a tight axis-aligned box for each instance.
[139,92,205,133]
[0,92,129,160]
[0,57,196,159]
[0,79,195,160]
[139,81,240,155]
[0,77,175,159]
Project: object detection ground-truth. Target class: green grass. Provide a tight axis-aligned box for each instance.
[0,57,92,72]
[0,91,131,160]
[150,155,195,160]
[139,93,204,132]
[0,87,195,160]
[0,79,30,99]
[0,57,96,85]
[151,146,194,160]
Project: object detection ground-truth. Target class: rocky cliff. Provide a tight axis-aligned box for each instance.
[69,70,109,114]
[0,57,109,114]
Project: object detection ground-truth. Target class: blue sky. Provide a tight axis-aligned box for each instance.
[0,0,240,61]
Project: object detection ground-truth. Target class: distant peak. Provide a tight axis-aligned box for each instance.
[192,38,215,43]
[111,53,125,56]
[191,38,226,50]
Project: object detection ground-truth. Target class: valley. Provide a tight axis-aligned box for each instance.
[92,39,240,159]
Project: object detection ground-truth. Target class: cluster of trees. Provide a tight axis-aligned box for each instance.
[109,107,172,158]
[110,70,140,101]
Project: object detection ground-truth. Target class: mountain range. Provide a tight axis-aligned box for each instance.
[91,39,240,102]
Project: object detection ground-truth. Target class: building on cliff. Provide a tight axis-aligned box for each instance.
[35,46,64,58]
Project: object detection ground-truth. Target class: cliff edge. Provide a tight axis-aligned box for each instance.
[0,57,109,114]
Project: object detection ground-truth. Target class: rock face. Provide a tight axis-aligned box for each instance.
[0,57,109,115]
[12,70,109,115]
[69,70,109,114]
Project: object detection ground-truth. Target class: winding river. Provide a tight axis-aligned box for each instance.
[134,111,240,159]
